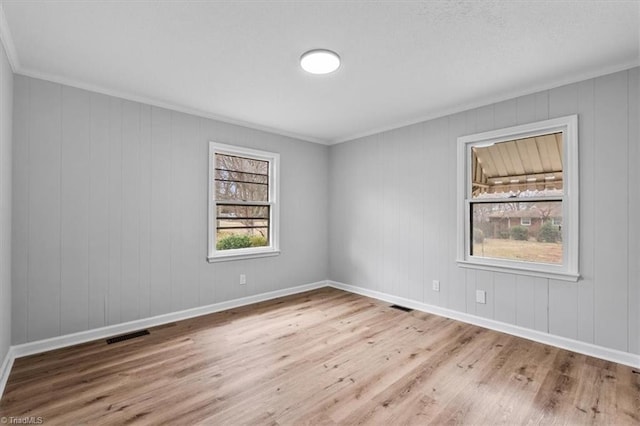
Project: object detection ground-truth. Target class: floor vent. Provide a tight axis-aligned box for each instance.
[390,304,413,312]
[106,329,150,345]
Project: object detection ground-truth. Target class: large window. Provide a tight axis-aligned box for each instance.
[208,142,280,261]
[457,115,579,281]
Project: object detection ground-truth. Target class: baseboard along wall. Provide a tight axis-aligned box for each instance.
[2,279,638,398]
[327,281,640,370]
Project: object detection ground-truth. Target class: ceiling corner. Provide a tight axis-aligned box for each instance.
[0,2,20,72]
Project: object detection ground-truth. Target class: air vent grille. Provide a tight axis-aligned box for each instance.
[106,329,150,344]
[390,304,413,312]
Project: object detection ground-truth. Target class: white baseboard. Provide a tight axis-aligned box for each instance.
[327,281,640,369]
[11,280,327,359]
[0,280,327,398]
[0,346,15,399]
[3,279,638,399]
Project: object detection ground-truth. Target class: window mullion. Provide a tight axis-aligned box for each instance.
[215,200,270,206]
[469,196,564,204]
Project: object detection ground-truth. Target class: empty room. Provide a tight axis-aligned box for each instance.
[0,1,638,424]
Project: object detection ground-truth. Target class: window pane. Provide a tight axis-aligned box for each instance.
[215,153,269,202]
[471,201,562,264]
[471,133,563,199]
[215,181,268,202]
[216,153,268,175]
[216,205,269,250]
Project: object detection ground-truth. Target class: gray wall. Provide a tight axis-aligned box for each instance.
[8,69,639,358]
[329,67,639,356]
[0,40,13,362]
[11,76,329,344]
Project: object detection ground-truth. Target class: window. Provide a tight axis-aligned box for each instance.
[208,142,280,261]
[457,115,579,281]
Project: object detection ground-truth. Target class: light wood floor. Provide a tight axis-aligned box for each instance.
[1,287,638,425]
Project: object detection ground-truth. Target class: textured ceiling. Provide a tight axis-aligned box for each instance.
[1,1,638,144]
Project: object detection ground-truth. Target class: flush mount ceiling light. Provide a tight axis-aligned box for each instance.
[300,49,340,74]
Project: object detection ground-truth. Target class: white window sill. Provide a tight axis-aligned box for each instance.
[208,250,280,263]
[457,260,580,282]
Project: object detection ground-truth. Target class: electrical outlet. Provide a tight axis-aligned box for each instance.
[432,280,440,292]
[476,290,486,304]
[239,274,246,285]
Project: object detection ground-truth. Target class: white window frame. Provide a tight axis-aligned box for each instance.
[520,217,532,226]
[208,142,280,262]
[456,115,579,282]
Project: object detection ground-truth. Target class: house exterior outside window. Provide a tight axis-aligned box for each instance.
[208,142,280,262]
[457,115,579,281]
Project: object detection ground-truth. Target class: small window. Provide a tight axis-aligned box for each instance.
[208,142,280,262]
[457,115,579,281]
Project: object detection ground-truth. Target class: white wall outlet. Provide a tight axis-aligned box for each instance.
[476,290,486,304]
[239,274,247,285]
[432,280,440,292]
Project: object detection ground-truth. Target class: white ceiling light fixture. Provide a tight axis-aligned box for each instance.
[300,49,341,75]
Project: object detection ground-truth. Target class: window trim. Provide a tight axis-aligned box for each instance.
[456,115,579,282]
[520,217,532,226]
[207,142,280,262]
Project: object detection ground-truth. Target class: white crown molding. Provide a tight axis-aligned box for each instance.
[0,3,19,71]
[17,59,639,147]
[2,0,637,148]
[327,281,640,369]
[14,67,331,146]
[331,59,640,145]
[0,1,328,144]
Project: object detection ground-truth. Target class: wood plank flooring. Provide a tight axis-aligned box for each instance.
[1,287,638,425]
